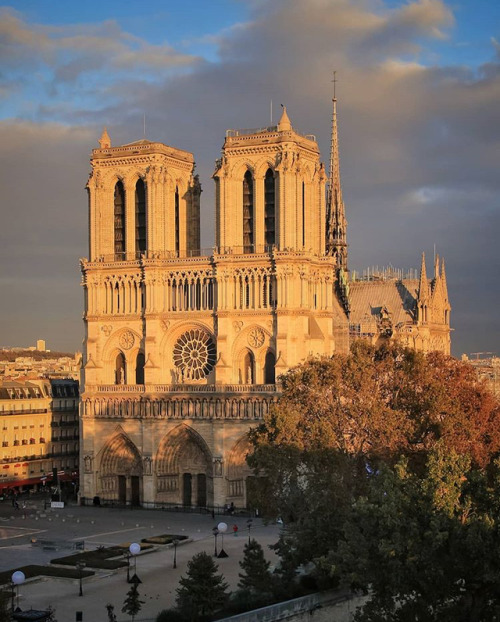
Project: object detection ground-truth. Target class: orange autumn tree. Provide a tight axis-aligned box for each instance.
[248,342,500,561]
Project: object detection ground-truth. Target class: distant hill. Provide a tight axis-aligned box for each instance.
[0,349,75,362]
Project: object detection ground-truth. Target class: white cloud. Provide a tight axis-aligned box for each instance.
[0,0,499,356]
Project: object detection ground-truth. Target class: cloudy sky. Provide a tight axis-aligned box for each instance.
[0,0,498,356]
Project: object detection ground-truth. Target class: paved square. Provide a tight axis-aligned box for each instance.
[0,495,280,621]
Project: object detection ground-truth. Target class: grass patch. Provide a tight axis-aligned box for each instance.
[50,545,153,570]
[0,565,94,586]
[141,534,188,545]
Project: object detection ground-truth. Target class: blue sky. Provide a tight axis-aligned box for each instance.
[0,0,499,355]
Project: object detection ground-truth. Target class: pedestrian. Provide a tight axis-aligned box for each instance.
[233,524,238,536]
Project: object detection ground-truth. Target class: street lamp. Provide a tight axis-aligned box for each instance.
[212,527,219,557]
[76,561,86,596]
[217,522,228,558]
[124,551,132,582]
[129,542,142,584]
[173,539,179,569]
[11,571,25,612]
[247,518,253,544]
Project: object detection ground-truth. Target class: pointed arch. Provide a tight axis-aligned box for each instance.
[100,433,142,477]
[135,178,146,255]
[155,425,213,506]
[99,432,143,504]
[264,349,276,384]
[114,180,125,259]
[243,170,254,253]
[239,349,255,385]
[156,425,212,474]
[175,185,180,254]
[135,351,145,384]
[115,352,126,385]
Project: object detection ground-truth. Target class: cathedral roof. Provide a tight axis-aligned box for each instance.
[349,279,419,327]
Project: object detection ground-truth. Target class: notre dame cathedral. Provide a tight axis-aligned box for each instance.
[79,99,451,508]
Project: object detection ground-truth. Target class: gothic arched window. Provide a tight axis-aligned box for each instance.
[114,181,125,259]
[115,352,126,385]
[302,181,306,247]
[264,350,276,384]
[135,352,145,385]
[264,168,275,247]
[175,186,180,254]
[135,179,146,255]
[243,171,254,253]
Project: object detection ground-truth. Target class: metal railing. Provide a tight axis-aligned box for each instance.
[90,384,279,394]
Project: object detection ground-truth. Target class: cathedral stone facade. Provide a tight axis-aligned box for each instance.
[79,102,450,508]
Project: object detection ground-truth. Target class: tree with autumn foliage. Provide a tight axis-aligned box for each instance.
[248,341,500,608]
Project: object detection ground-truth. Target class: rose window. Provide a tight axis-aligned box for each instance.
[173,329,217,380]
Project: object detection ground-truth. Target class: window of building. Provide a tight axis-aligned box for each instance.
[241,350,255,385]
[175,186,180,254]
[302,181,306,247]
[115,352,126,385]
[135,179,147,254]
[264,168,275,247]
[136,352,145,385]
[264,350,276,384]
[114,180,126,259]
[243,171,254,253]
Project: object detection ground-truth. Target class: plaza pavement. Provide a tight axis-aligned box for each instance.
[0,494,281,622]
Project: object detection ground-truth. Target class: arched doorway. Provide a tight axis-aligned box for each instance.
[155,426,213,507]
[99,433,142,505]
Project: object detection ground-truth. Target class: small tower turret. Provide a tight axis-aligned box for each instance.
[98,127,111,149]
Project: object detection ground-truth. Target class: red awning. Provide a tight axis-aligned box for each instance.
[0,476,47,490]
[0,472,79,490]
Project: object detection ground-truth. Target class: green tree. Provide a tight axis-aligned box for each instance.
[248,342,500,601]
[122,583,144,622]
[238,539,272,593]
[176,551,229,621]
[0,591,10,622]
[333,449,500,621]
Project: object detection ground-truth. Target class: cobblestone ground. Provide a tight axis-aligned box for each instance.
[0,493,280,621]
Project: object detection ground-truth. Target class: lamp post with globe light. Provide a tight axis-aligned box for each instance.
[11,571,25,612]
[76,561,86,596]
[124,550,132,582]
[129,542,142,584]
[212,526,219,557]
[217,522,228,558]
[247,518,253,544]
[173,539,179,569]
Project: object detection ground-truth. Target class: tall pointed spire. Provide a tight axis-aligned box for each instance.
[440,257,447,293]
[434,252,440,280]
[326,73,347,270]
[417,252,429,301]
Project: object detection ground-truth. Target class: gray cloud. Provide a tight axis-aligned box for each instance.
[0,0,499,357]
